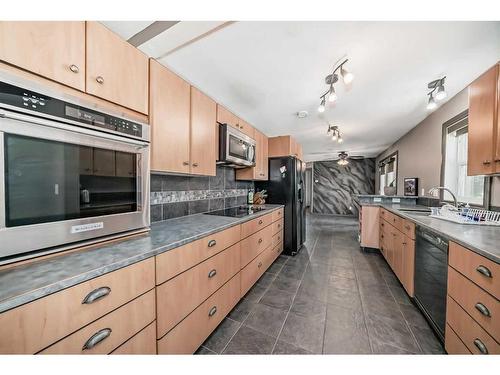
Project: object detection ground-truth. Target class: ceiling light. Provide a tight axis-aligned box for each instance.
[337,136,344,144]
[337,159,349,166]
[435,84,447,101]
[328,86,337,102]
[427,94,437,110]
[332,133,337,141]
[340,65,354,85]
[318,97,326,113]
[337,151,349,166]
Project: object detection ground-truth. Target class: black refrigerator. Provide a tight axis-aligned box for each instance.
[255,156,306,256]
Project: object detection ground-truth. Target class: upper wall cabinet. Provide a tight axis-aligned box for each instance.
[236,130,268,181]
[0,22,86,91]
[150,60,191,174]
[268,135,304,161]
[216,105,255,138]
[468,63,499,176]
[190,87,217,176]
[86,22,149,115]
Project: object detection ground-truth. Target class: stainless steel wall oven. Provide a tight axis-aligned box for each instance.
[0,73,150,264]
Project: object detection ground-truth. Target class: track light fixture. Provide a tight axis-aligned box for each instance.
[426,76,446,110]
[337,151,349,166]
[327,125,343,143]
[318,57,354,112]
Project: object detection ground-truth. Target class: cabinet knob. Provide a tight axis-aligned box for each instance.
[258,238,263,244]
[258,262,262,268]
[96,76,104,84]
[483,160,491,165]
[208,306,217,317]
[258,220,263,225]
[69,64,79,73]
[182,161,189,166]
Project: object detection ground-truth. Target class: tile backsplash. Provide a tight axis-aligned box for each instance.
[150,166,254,222]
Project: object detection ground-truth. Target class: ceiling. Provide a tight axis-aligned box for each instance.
[103,21,500,161]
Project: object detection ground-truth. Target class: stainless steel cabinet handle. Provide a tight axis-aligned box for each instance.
[69,64,79,73]
[476,265,492,278]
[96,76,104,84]
[182,161,189,166]
[192,163,199,167]
[208,269,217,278]
[208,239,217,248]
[483,160,491,165]
[475,302,491,317]
[208,306,217,317]
[82,328,112,350]
[473,338,488,354]
[258,220,263,224]
[82,286,111,304]
[258,238,263,244]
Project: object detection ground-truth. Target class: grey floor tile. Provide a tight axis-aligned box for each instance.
[327,285,362,310]
[365,314,421,353]
[328,265,356,279]
[244,304,288,338]
[195,345,217,355]
[290,294,327,321]
[361,294,404,321]
[279,263,307,280]
[273,340,313,355]
[259,286,295,311]
[279,312,325,354]
[228,298,256,322]
[410,324,445,354]
[329,275,358,292]
[400,304,431,329]
[242,284,268,303]
[371,340,418,354]
[202,318,241,353]
[223,326,276,354]
[272,274,301,294]
[389,284,413,306]
[255,272,276,288]
[297,280,328,303]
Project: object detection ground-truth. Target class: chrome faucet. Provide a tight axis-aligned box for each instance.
[428,186,458,208]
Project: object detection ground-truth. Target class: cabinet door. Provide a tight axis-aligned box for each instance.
[237,119,255,139]
[260,133,269,180]
[401,237,415,297]
[93,149,115,176]
[468,64,498,176]
[115,151,136,178]
[149,60,191,174]
[496,63,500,173]
[216,105,238,127]
[190,87,216,176]
[0,22,85,91]
[86,22,149,114]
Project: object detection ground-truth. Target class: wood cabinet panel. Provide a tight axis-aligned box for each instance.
[41,290,155,354]
[447,266,499,339]
[155,224,241,285]
[446,296,499,354]
[272,208,284,222]
[401,220,415,240]
[401,237,415,297]
[149,59,191,174]
[268,136,292,157]
[240,213,273,239]
[360,206,380,248]
[272,219,284,236]
[216,105,238,127]
[449,242,499,297]
[237,118,255,138]
[240,245,272,297]
[273,230,283,247]
[156,243,240,338]
[240,225,273,268]
[86,22,149,114]
[445,324,472,354]
[0,258,154,354]
[190,86,216,176]
[260,132,269,179]
[111,321,157,354]
[0,21,86,91]
[496,63,500,172]
[468,64,498,175]
[157,274,241,354]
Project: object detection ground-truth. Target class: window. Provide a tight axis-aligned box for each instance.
[443,115,485,206]
[378,153,398,195]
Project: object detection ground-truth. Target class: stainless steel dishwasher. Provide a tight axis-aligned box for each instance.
[414,226,449,342]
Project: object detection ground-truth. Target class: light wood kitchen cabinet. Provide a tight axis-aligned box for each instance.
[86,22,149,114]
[112,321,157,355]
[468,63,499,176]
[359,206,380,248]
[0,22,86,91]
[190,86,217,176]
[268,135,304,161]
[237,118,255,138]
[216,105,255,138]
[235,129,268,181]
[149,60,191,174]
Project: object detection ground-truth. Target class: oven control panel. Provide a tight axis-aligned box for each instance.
[0,81,145,140]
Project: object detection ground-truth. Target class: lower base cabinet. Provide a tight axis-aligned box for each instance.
[157,274,241,354]
[112,321,157,355]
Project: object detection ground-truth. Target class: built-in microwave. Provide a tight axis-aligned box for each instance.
[217,123,256,168]
[0,73,150,264]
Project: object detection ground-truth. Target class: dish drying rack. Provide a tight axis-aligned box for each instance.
[429,205,500,226]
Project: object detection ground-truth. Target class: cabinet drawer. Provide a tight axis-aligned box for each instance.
[271,241,283,260]
[156,243,240,338]
[240,225,273,268]
[155,224,240,284]
[157,273,241,354]
[272,219,284,236]
[41,290,155,354]
[272,208,284,222]
[387,212,403,231]
[273,230,283,247]
[380,208,387,220]
[0,258,154,354]
[446,296,499,354]
[401,220,415,240]
[111,321,157,354]
[447,267,499,339]
[241,213,273,238]
[449,242,499,297]
[445,324,472,354]
[241,245,271,297]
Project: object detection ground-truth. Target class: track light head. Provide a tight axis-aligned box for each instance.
[318,97,326,113]
[341,65,354,85]
[337,135,344,144]
[328,86,337,103]
[427,94,437,110]
[435,83,447,101]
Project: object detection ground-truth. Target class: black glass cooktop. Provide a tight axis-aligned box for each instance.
[206,205,267,218]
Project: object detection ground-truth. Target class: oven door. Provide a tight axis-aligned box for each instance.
[0,109,149,262]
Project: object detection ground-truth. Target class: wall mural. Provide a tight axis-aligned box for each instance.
[313,158,375,216]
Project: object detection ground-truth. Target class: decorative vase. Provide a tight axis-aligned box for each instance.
[384,186,397,196]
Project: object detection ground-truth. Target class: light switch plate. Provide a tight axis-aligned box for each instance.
[392,198,401,203]
[374,197,382,202]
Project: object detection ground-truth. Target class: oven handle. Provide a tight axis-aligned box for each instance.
[0,109,149,148]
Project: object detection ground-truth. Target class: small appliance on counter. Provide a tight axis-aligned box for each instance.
[0,72,150,264]
[255,156,306,256]
[217,123,256,168]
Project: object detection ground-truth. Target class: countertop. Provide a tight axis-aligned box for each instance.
[0,204,283,314]
[360,202,500,264]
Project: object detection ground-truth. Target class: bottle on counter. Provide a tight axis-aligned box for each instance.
[247,190,254,205]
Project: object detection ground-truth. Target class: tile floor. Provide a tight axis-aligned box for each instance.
[196,213,445,354]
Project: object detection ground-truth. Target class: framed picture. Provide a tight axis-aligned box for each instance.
[404,178,418,196]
